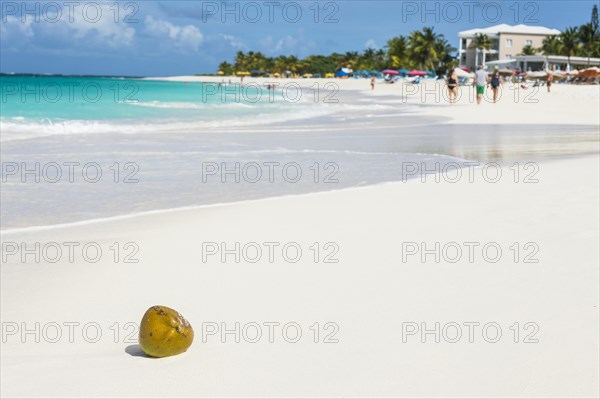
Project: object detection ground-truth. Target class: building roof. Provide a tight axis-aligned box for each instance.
[486,55,600,67]
[459,24,561,38]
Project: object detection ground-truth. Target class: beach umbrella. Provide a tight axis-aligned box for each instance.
[272,72,281,78]
[459,67,471,72]
[408,70,428,76]
[496,69,515,76]
[236,71,250,76]
[324,73,335,78]
[454,68,474,78]
[579,67,600,78]
[524,71,547,80]
[552,71,567,80]
[217,70,225,76]
[303,73,313,78]
[382,69,400,75]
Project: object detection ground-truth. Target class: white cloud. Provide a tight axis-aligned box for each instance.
[68,12,135,47]
[260,35,298,53]
[145,16,203,52]
[221,34,245,49]
[365,39,378,49]
[1,4,135,49]
[0,16,34,39]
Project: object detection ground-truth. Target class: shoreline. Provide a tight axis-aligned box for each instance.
[2,152,598,236]
[145,75,600,126]
[0,77,600,233]
[2,120,598,232]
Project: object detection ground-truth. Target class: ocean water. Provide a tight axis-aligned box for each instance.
[0,75,331,141]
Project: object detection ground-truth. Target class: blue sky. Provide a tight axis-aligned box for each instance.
[1,0,597,76]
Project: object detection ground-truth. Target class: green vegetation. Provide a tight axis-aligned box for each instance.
[217,26,457,77]
[540,5,600,66]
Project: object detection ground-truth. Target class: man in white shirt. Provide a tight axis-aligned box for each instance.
[474,65,489,105]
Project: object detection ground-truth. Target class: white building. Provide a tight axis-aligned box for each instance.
[458,24,561,69]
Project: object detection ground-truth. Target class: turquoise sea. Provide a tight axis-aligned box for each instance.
[0,75,324,141]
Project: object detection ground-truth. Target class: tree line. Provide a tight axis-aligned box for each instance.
[218,26,457,77]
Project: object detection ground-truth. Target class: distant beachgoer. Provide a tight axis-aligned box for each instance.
[447,68,458,104]
[240,76,244,84]
[490,66,502,103]
[474,65,488,105]
[547,70,554,93]
[371,75,376,90]
[228,79,232,85]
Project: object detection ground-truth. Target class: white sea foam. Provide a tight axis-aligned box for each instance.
[0,105,337,141]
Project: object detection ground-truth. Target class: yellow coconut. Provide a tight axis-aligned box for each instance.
[139,306,194,358]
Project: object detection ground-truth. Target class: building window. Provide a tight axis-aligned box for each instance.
[506,39,513,47]
[526,40,533,46]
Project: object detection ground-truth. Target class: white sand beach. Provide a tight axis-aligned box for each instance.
[1,77,599,398]
[149,75,600,126]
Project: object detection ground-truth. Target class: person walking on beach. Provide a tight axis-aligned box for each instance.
[447,68,458,104]
[371,75,376,90]
[547,69,554,93]
[474,65,488,105]
[490,66,502,103]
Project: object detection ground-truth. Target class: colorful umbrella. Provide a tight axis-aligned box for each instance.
[579,67,600,78]
[382,69,400,75]
[408,70,428,76]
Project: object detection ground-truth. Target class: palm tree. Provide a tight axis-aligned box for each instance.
[469,33,492,67]
[435,38,458,76]
[273,55,288,74]
[518,45,537,56]
[234,51,247,71]
[560,27,580,70]
[592,5,599,35]
[286,55,300,75]
[579,23,599,65]
[218,61,233,75]
[409,27,441,71]
[359,48,377,70]
[385,36,409,68]
[540,35,563,56]
[343,51,359,69]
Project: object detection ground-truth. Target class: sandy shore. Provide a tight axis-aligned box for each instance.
[147,75,600,126]
[1,75,599,397]
[2,154,599,398]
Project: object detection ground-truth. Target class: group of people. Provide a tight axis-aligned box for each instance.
[446,65,503,105]
[447,64,555,105]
